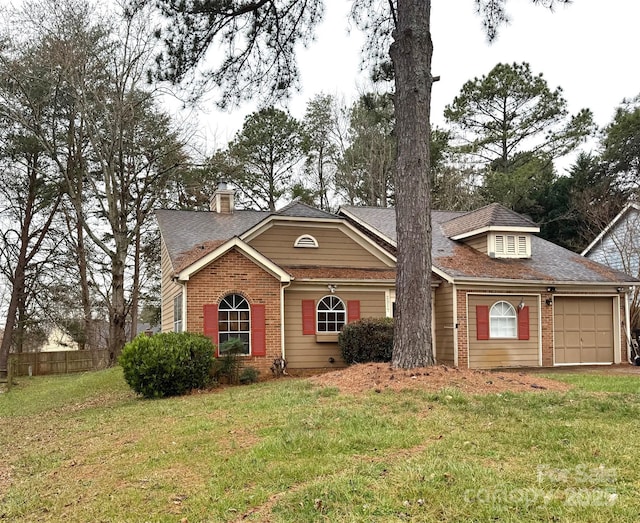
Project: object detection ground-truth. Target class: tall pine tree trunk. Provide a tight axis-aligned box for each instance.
[390,0,435,368]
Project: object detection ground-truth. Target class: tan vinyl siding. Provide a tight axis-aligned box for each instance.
[464,234,488,254]
[161,239,183,332]
[248,224,390,268]
[434,283,455,365]
[284,288,387,369]
[467,294,540,369]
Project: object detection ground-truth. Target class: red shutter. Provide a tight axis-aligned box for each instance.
[518,305,530,340]
[347,300,361,323]
[476,305,489,340]
[302,300,316,335]
[251,304,267,356]
[203,304,219,355]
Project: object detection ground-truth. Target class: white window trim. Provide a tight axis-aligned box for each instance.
[489,301,517,339]
[173,293,183,332]
[491,233,531,259]
[294,234,319,248]
[218,294,251,355]
[316,295,346,333]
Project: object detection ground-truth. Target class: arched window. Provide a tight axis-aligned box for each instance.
[218,294,250,354]
[490,301,517,338]
[317,295,346,333]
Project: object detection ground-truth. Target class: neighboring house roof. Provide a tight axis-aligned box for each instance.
[581,202,640,257]
[341,206,637,285]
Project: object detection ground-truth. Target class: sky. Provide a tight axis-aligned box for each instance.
[190,0,640,172]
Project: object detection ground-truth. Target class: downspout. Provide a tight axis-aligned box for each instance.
[453,284,459,367]
[182,283,187,332]
[281,281,292,359]
[625,290,632,364]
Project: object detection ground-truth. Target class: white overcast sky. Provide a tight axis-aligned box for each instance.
[193,0,640,169]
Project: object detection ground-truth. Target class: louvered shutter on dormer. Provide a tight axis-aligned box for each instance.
[495,235,504,254]
[518,236,527,256]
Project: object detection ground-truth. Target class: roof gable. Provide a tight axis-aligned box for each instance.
[175,237,291,283]
[275,200,337,219]
[157,201,395,277]
[442,203,539,240]
[581,202,640,256]
[156,209,267,269]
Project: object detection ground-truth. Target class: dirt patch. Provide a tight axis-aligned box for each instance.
[307,363,570,395]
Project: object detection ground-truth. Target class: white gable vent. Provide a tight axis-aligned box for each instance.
[294,234,319,248]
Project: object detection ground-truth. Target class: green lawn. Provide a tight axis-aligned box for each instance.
[1,369,639,522]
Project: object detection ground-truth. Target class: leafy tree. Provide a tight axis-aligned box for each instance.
[147,0,571,369]
[227,106,303,211]
[557,153,627,251]
[161,162,221,210]
[430,128,482,211]
[601,95,640,189]
[444,62,594,172]
[0,0,186,365]
[0,134,63,364]
[337,92,396,206]
[481,152,556,218]
[301,93,340,210]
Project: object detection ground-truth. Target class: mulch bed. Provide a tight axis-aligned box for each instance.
[307,363,571,395]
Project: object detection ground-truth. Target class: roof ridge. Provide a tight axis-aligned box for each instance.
[275,199,338,218]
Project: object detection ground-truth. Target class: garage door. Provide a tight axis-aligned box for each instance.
[554,297,614,364]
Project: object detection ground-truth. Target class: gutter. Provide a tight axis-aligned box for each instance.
[447,277,638,288]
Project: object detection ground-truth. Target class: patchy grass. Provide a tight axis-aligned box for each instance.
[542,372,640,394]
[1,368,639,522]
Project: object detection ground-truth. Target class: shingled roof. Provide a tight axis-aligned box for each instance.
[442,203,539,239]
[340,206,636,285]
[156,209,266,269]
[156,201,340,271]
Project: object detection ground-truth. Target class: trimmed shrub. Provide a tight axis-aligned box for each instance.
[339,317,394,364]
[119,332,215,398]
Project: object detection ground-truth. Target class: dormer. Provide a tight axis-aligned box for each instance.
[443,203,540,259]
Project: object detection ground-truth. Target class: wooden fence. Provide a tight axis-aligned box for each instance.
[10,350,111,377]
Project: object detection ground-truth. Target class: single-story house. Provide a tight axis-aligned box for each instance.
[156,183,637,373]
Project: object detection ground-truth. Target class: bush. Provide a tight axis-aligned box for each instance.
[239,366,260,384]
[339,317,394,364]
[119,332,215,398]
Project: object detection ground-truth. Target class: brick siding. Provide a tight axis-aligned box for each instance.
[185,248,282,376]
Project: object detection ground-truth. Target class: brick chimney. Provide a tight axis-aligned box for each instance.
[210,181,235,213]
